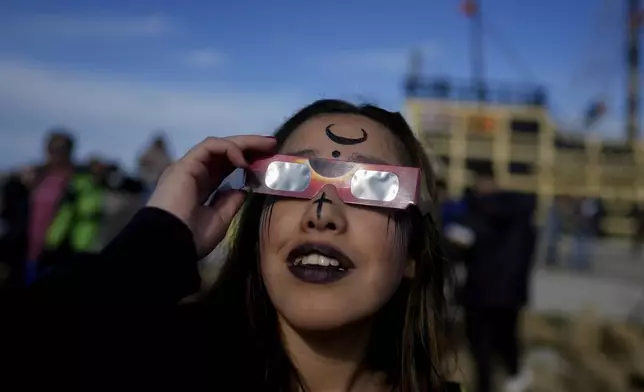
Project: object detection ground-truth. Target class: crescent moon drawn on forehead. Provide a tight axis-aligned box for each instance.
[325,124,368,145]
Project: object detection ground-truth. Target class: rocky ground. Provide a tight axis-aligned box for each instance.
[447,237,644,391]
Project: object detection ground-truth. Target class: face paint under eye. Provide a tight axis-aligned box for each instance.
[313,192,332,220]
[332,150,341,158]
[325,124,368,145]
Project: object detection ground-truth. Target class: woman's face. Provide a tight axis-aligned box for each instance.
[259,113,414,331]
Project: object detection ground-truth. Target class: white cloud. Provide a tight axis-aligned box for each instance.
[2,14,173,39]
[318,42,441,73]
[0,59,303,171]
[181,49,228,69]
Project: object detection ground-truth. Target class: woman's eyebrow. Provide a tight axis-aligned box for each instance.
[282,149,393,165]
[282,148,318,157]
[347,152,392,165]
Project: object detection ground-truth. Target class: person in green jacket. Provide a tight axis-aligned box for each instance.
[39,159,106,273]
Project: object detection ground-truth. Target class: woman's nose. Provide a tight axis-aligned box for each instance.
[300,186,348,234]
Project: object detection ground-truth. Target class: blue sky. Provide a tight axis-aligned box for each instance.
[0,0,630,170]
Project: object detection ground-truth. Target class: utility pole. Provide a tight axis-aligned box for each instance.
[405,49,423,96]
[408,49,423,84]
[463,0,486,103]
[626,0,641,143]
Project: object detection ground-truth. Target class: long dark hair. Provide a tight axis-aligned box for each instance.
[205,100,450,391]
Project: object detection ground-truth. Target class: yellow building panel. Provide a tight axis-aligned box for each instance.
[406,95,644,237]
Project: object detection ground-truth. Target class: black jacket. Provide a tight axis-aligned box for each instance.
[463,192,537,308]
[0,175,30,290]
[4,207,462,391]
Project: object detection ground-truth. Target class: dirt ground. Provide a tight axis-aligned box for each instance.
[446,310,644,392]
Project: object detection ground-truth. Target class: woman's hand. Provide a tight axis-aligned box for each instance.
[147,136,276,257]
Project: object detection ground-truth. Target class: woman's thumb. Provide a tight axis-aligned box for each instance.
[197,190,246,255]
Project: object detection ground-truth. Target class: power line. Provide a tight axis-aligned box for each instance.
[569,0,620,90]
[483,18,539,83]
[480,16,574,124]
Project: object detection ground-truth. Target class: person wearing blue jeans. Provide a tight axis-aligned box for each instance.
[570,228,592,270]
[544,198,565,266]
[569,198,597,271]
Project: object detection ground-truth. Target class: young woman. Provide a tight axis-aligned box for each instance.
[15,100,459,392]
